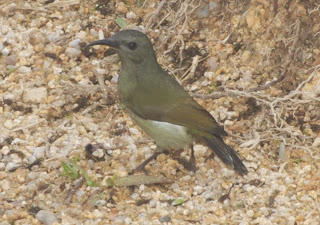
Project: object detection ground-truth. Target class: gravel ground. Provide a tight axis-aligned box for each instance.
[1,0,320,224]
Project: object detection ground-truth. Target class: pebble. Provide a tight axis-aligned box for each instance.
[301,71,320,99]
[3,119,18,130]
[2,47,10,55]
[18,49,33,58]
[116,2,128,14]
[201,80,209,86]
[65,47,81,58]
[126,11,136,19]
[312,136,320,147]
[1,24,10,35]
[69,38,81,48]
[5,162,21,171]
[98,29,104,40]
[36,210,58,225]
[0,146,10,155]
[246,9,261,31]
[0,163,5,171]
[5,55,17,65]
[195,1,209,18]
[242,50,252,62]
[22,87,48,104]
[33,146,46,159]
[111,74,119,83]
[204,71,214,80]
[159,215,171,222]
[29,30,46,45]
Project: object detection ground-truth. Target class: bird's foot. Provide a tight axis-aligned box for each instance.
[130,151,168,174]
[173,145,197,171]
[175,157,197,171]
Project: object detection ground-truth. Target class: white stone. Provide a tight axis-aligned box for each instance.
[2,47,10,56]
[312,136,320,147]
[1,146,10,155]
[19,50,33,58]
[23,87,47,103]
[5,162,21,171]
[98,29,104,40]
[36,210,58,225]
[0,162,5,171]
[4,119,17,129]
[69,38,81,48]
[33,146,46,159]
[204,71,214,80]
[19,66,32,73]
[1,25,9,35]
[126,11,136,19]
[65,47,81,58]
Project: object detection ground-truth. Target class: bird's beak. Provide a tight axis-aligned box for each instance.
[86,38,119,49]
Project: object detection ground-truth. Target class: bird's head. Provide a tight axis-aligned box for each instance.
[86,29,157,66]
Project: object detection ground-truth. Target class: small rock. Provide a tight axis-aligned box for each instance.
[27,155,37,165]
[29,30,46,45]
[65,47,81,58]
[204,71,214,80]
[19,66,32,73]
[69,38,81,49]
[1,146,10,155]
[0,162,5,171]
[159,215,171,222]
[5,55,17,65]
[246,9,261,31]
[33,147,46,159]
[5,162,21,171]
[301,71,320,99]
[129,127,140,135]
[195,2,209,18]
[23,87,48,104]
[312,136,320,147]
[116,2,128,14]
[2,47,10,56]
[84,122,100,132]
[242,50,252,62]
[98,29,104,40]
[201,80,209,86]
[190,85,198,91]
[224,120,234,126]
[111,74,119,83]
[36,210,58,225]
[3,119,17,130]
[19,50,33,58]
[126,11,136,19]
[1,24,10,35]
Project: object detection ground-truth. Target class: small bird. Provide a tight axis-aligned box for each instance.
[86,29,247,175]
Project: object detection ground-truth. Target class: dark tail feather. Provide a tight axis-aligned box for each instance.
[202,136,248,175]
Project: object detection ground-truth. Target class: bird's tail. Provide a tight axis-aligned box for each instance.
[202,135,248,175]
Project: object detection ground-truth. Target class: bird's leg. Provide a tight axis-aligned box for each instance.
[189,145,196,169]
[174,145,197,172]
[130,150,168,174]
[205,152,215,162]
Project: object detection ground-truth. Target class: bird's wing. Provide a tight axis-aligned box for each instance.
[123,72,227,137]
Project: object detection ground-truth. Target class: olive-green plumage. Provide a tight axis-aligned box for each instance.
[87,29,247,175]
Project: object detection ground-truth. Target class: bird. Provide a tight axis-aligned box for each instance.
[86,29,248,175]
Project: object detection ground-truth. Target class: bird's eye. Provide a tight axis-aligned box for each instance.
[128,42,137,50]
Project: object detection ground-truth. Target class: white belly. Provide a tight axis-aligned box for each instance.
[130,113,193,150]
